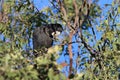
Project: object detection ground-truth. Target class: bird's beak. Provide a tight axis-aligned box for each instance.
[55,31,61,36]
[52,31,61,36]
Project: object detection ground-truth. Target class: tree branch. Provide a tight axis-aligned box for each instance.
[73,0,79,29]
[57,0,74,77]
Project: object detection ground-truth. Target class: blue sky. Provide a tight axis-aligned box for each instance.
[34,0,50,10]
[34,0,112,9]
[99,0,112,6]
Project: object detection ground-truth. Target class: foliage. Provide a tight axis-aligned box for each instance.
[0,0,65,80]
[0,0,120,80]
[50,0,120,79]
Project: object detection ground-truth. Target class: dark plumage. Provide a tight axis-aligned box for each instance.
[33,23,63,56]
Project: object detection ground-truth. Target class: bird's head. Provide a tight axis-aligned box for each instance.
[46,23,63,38]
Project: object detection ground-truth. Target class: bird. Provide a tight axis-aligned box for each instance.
[33,23,63,57]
